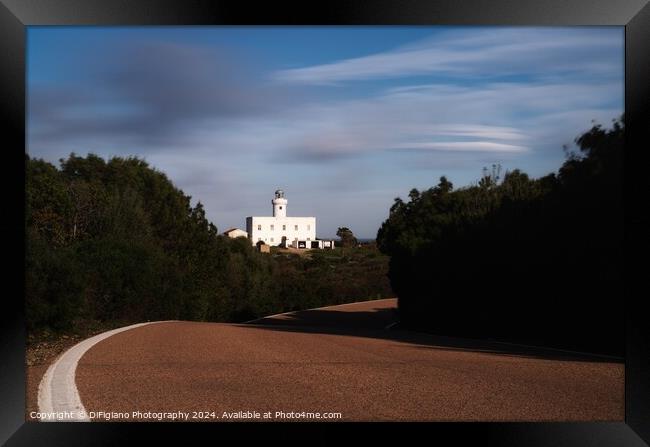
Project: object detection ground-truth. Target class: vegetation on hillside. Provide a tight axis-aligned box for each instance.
[377,117,624,355]
[27,116,622,356]
[26,154,392,334]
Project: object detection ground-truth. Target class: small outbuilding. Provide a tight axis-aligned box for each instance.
[256,240,271,253]
[224,228,249,239]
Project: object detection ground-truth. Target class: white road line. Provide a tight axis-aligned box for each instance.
[37,321,174,422]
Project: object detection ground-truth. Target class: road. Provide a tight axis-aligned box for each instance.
[64,298,623,421]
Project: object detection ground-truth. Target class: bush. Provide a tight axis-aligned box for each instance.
[377,117,624,356]
[26,153,394,332]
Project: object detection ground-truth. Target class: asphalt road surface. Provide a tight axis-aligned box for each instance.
[74,298,623,421]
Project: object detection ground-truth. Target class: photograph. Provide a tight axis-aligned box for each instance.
[24,25,627,424]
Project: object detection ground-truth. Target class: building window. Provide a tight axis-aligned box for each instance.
[307,225,311,231]
[270,237,274,242]
[257,224,261,231]
[307,238,310,241]
[294,225,298,231]
[282,225,286,231]
[270,224,274,231]
[279,206,282,210]
[258,238,261,242]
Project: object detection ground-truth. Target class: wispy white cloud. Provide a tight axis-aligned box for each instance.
[392,141,528,153]
[196,79,618,163]
[272,28,622,84]
[28,27,623,237]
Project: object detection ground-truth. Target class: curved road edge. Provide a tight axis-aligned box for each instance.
[37,321,174,422]
[242,297,397,324]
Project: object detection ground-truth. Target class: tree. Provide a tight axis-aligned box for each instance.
[336,227,358,248]
[25,153,395,333]
[436,176,453,194]
[375,117,624,356]
[478,164,501,189]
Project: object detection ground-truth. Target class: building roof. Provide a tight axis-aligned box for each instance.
[223,228,246,234]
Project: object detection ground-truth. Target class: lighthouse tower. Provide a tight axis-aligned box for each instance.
[246,189,317,247]
[272,189,287,218]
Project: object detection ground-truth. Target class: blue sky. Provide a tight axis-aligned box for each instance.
[27,26,624,238]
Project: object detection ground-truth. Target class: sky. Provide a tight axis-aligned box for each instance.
[27,26,624,238]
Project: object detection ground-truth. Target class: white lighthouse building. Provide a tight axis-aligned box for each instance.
[246,190,316,247]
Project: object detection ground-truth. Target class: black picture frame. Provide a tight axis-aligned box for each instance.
[2,1,648,445]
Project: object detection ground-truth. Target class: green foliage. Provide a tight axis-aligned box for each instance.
[26,229,84,331]
[26,154,393,333]
[336,226,358,248]
[377,116,624,355]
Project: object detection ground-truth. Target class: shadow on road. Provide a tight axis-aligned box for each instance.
[243,305,623,364]
[248,304,399,330]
